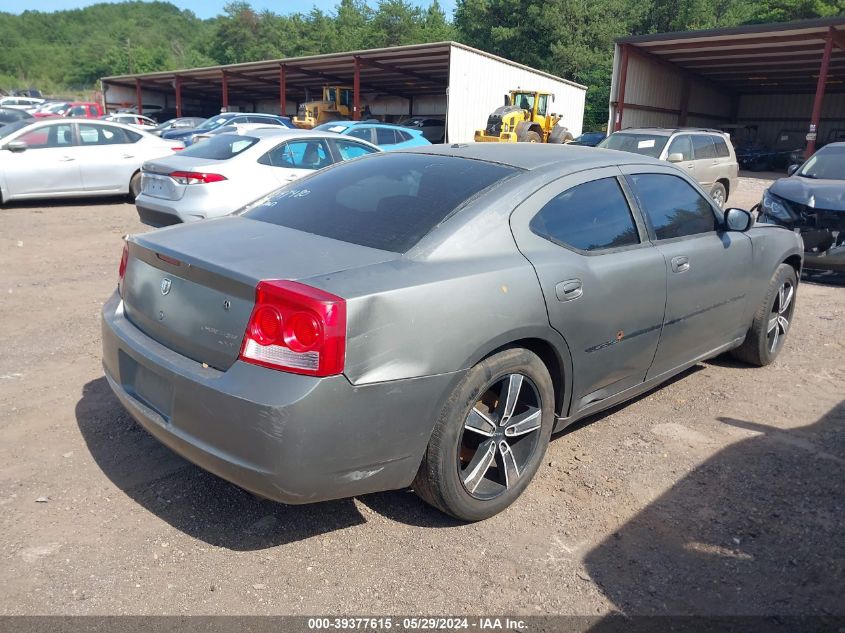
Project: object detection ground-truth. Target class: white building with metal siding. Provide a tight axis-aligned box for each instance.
[447,43,586,142]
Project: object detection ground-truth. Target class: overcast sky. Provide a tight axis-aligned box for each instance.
[0,0,457,19]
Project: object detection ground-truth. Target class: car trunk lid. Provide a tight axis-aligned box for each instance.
[140,157,228,201]
[120,217,398,371]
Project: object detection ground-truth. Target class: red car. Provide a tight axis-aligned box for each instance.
[63,102,105,119]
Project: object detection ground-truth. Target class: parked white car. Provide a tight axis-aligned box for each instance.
[0,96,45,112]
[135,128,380,226]
[103,113,158,129]
[0,119,183,204]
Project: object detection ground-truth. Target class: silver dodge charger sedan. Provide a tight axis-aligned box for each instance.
[101,144,803,521]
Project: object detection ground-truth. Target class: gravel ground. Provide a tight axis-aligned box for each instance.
[0,176,843,617]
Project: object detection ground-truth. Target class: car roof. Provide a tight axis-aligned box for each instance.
[616,127,726,137]
[226,127,380,150]
[247,128,348,140]
[397,143,665,171]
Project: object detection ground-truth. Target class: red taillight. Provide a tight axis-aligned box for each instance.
[169,171,226,185]
[117,242,129,296]
[239,280,346,377]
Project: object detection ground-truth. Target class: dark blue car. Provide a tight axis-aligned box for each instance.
[162,112,295,146]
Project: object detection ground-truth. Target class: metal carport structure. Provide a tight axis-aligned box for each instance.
[609,16,845,157]
[102,42,586,143]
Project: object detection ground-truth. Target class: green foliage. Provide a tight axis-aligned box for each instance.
[0,0,453,92]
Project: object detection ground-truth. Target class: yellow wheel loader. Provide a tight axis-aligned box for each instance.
[293,86,367,129]
[474,90,573,143]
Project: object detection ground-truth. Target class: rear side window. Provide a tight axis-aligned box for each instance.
[259,139,331,170]
[628,173,716,240]
[376,127,398,145]
[691,135,716,160]
[179,134,258,159]
[244,153,517,252]
[530,178,639,252]
[713,136,730,158]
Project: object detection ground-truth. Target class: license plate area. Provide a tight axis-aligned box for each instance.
[141,173,177,200]
[119,350,173,420]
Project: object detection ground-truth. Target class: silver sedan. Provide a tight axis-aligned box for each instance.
[134,128,380,227]
[0,118,183,204]
[103,144,803,521]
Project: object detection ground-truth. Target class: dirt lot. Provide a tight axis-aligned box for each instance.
[1,174,843,617]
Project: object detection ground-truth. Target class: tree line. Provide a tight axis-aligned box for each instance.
[0,0,842,128]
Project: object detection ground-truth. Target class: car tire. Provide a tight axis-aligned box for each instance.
[413,348,555,521]
[731,263,797,367]
[129,171,142,201]
[710,182,727,208]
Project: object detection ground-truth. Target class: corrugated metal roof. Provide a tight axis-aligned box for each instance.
[102,41,584,103]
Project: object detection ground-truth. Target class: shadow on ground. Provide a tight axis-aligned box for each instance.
[75,377,459,551]
[801,269,845,287]
[584,400,845,616]
[1,196,131,210]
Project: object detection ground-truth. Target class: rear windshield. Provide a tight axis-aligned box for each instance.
[599,133,669,158]
[314,122,351,134]
[197,115,233,130]
[243,153,518,252]
[179,134,258,160]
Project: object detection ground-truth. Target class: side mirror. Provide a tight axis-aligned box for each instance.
[724,207,753,232]
[667,153,684,163]
[5,140,28,152]
[787,163,799,176]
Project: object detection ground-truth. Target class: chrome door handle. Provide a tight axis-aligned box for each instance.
[58,156,75,162]
[671,256,690,273]
[121,154,135,159]
[555,279,583,301]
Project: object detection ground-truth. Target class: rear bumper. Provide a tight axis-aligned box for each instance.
[101,291,461,504]
[134,193,202,227]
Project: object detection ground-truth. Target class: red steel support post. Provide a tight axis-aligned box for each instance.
[353,56,361,121]
[806,28,834,157]
[174,76,183,117]
[615,44,630,132]
[280,64,287,116]
[678,76,691,126]
[135,78,142,116]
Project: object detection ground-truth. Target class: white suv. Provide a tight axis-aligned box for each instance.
[0,96,45,112]
[599,128,739,208]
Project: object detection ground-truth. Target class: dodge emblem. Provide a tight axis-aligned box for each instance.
[160,278,172,296]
